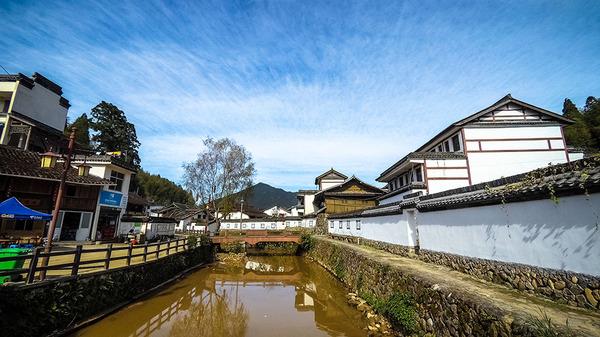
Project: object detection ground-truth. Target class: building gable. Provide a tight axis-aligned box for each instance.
[314,168,348,185]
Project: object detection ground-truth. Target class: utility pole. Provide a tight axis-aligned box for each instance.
[39,128,76,280]
[239,198,244,231]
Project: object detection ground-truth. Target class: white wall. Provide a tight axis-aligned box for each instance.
[463,126,569,185]
[11,82,68,131]
[221,220,286,230]
[304,194,316,214]
[320,180,344,190]
[418,194,600,276]
[328,213,415,247]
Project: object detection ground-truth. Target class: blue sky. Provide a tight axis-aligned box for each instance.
[1,0,599,191]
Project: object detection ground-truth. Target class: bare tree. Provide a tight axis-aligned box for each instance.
[183,137,255,231]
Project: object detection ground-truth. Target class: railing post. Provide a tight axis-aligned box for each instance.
[71,245,83,276]
[126,243,133,266]
[175,239,179,253]
[143,241,149,263]
[104,244,113,270]
[26,247,42,284]
[167,239,171,256]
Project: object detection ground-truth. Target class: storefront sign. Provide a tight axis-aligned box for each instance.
[99,191,123,207]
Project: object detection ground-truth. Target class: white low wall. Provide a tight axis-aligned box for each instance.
[328,213,416,247]
[418,194,600,276]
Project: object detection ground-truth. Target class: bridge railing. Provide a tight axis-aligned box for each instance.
[0,238,193,285]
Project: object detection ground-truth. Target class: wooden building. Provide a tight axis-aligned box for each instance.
[313,176,384,214]
[0,145,112,241]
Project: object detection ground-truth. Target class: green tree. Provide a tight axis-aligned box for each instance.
[582,96,600,150]
[89,101,141,166]
[65,113,91,149]
[135,170,194,205]
[562,99,592,149]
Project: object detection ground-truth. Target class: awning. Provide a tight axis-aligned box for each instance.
[0,197,53,221]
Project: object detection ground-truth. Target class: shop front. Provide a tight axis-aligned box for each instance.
[92,190,125,241]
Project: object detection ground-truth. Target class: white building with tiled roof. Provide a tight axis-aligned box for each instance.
[377,94,584,205]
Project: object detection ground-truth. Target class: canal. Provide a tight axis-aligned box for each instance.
[72,256,368,337]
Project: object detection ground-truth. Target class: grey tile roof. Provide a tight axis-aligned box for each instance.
[331,157,600,217]
[378,152,466,181]
[0,145,114,186]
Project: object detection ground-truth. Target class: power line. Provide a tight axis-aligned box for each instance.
[0,64,10,75]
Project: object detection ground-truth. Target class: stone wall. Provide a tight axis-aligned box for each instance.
[0,245,214,337]
[329,233,600,311]
[418,249,600,311]
[308,237,540,336]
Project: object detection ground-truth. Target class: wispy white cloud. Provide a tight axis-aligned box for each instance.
[1,0,599,191]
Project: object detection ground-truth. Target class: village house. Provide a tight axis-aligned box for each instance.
[0,145,113,241]
[263,205,290,217]
[377,94,584,204]
[67,154,137,240]
[297,168,384,216]
[0,73,70,153]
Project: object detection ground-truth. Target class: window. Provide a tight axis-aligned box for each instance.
[329,221,334,228]
[437,144,443,152]
[346,220,350,229]
[444,140,450,152]
[251,223,255,229]
[415,167,423,182]
[234,223,238,229]
[271,223,276,229]
[356,220,361,230]
[309,220,313,227]
[338,221,343,229]
[14,220,34,231]
[242,224,246,229]
[286,221,290,227]
[261,223,265,229]
[66,185,77,197]
[226,224,230,229]
[109,170,125,191]
[451,134,461,152]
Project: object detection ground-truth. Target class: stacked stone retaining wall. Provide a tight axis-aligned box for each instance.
[308,237,538,336]
[0,245,214,337]
[329,233,600,311]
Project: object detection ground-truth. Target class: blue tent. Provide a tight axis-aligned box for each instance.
[0,197,52,221]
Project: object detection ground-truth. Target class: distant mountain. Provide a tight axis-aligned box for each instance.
[237,182,297,210]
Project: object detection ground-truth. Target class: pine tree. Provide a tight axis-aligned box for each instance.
[561,98,592,150]
[582,96,600,150]
[89,101,141,166]
[65,113,91,149]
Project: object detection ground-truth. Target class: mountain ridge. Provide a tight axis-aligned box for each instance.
[237,182,297,210]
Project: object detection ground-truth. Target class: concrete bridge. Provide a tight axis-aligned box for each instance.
[210,230,302,246]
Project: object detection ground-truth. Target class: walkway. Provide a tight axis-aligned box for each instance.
[321,237,600,336]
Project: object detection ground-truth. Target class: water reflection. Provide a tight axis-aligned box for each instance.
[73,256,366,337]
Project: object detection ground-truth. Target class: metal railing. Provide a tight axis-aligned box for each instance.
[0,238,192,284]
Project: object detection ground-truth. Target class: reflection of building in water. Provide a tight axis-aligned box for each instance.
[294,282,316,311]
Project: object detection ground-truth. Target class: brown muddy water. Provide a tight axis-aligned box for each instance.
[72,256,368,337]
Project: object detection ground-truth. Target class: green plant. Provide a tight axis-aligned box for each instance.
[526,309,577,337]
[360,291,419,334]
[299,233,315,252]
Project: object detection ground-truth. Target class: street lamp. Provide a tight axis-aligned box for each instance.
[40,150,59,168]
[39,128,76,280]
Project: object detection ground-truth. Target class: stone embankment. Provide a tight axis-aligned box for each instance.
[0,244,214,337]
[307,236,600,337]
[330,233,600,311]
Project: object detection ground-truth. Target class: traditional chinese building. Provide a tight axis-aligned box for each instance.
[0,145,112,241]
[377,94,584,205]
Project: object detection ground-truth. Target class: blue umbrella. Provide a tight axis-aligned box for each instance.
[0,197,53,221]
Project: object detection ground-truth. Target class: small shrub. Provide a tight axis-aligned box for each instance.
[526,309,576,337]
[360,291,418,334]
[299,233,315,251]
